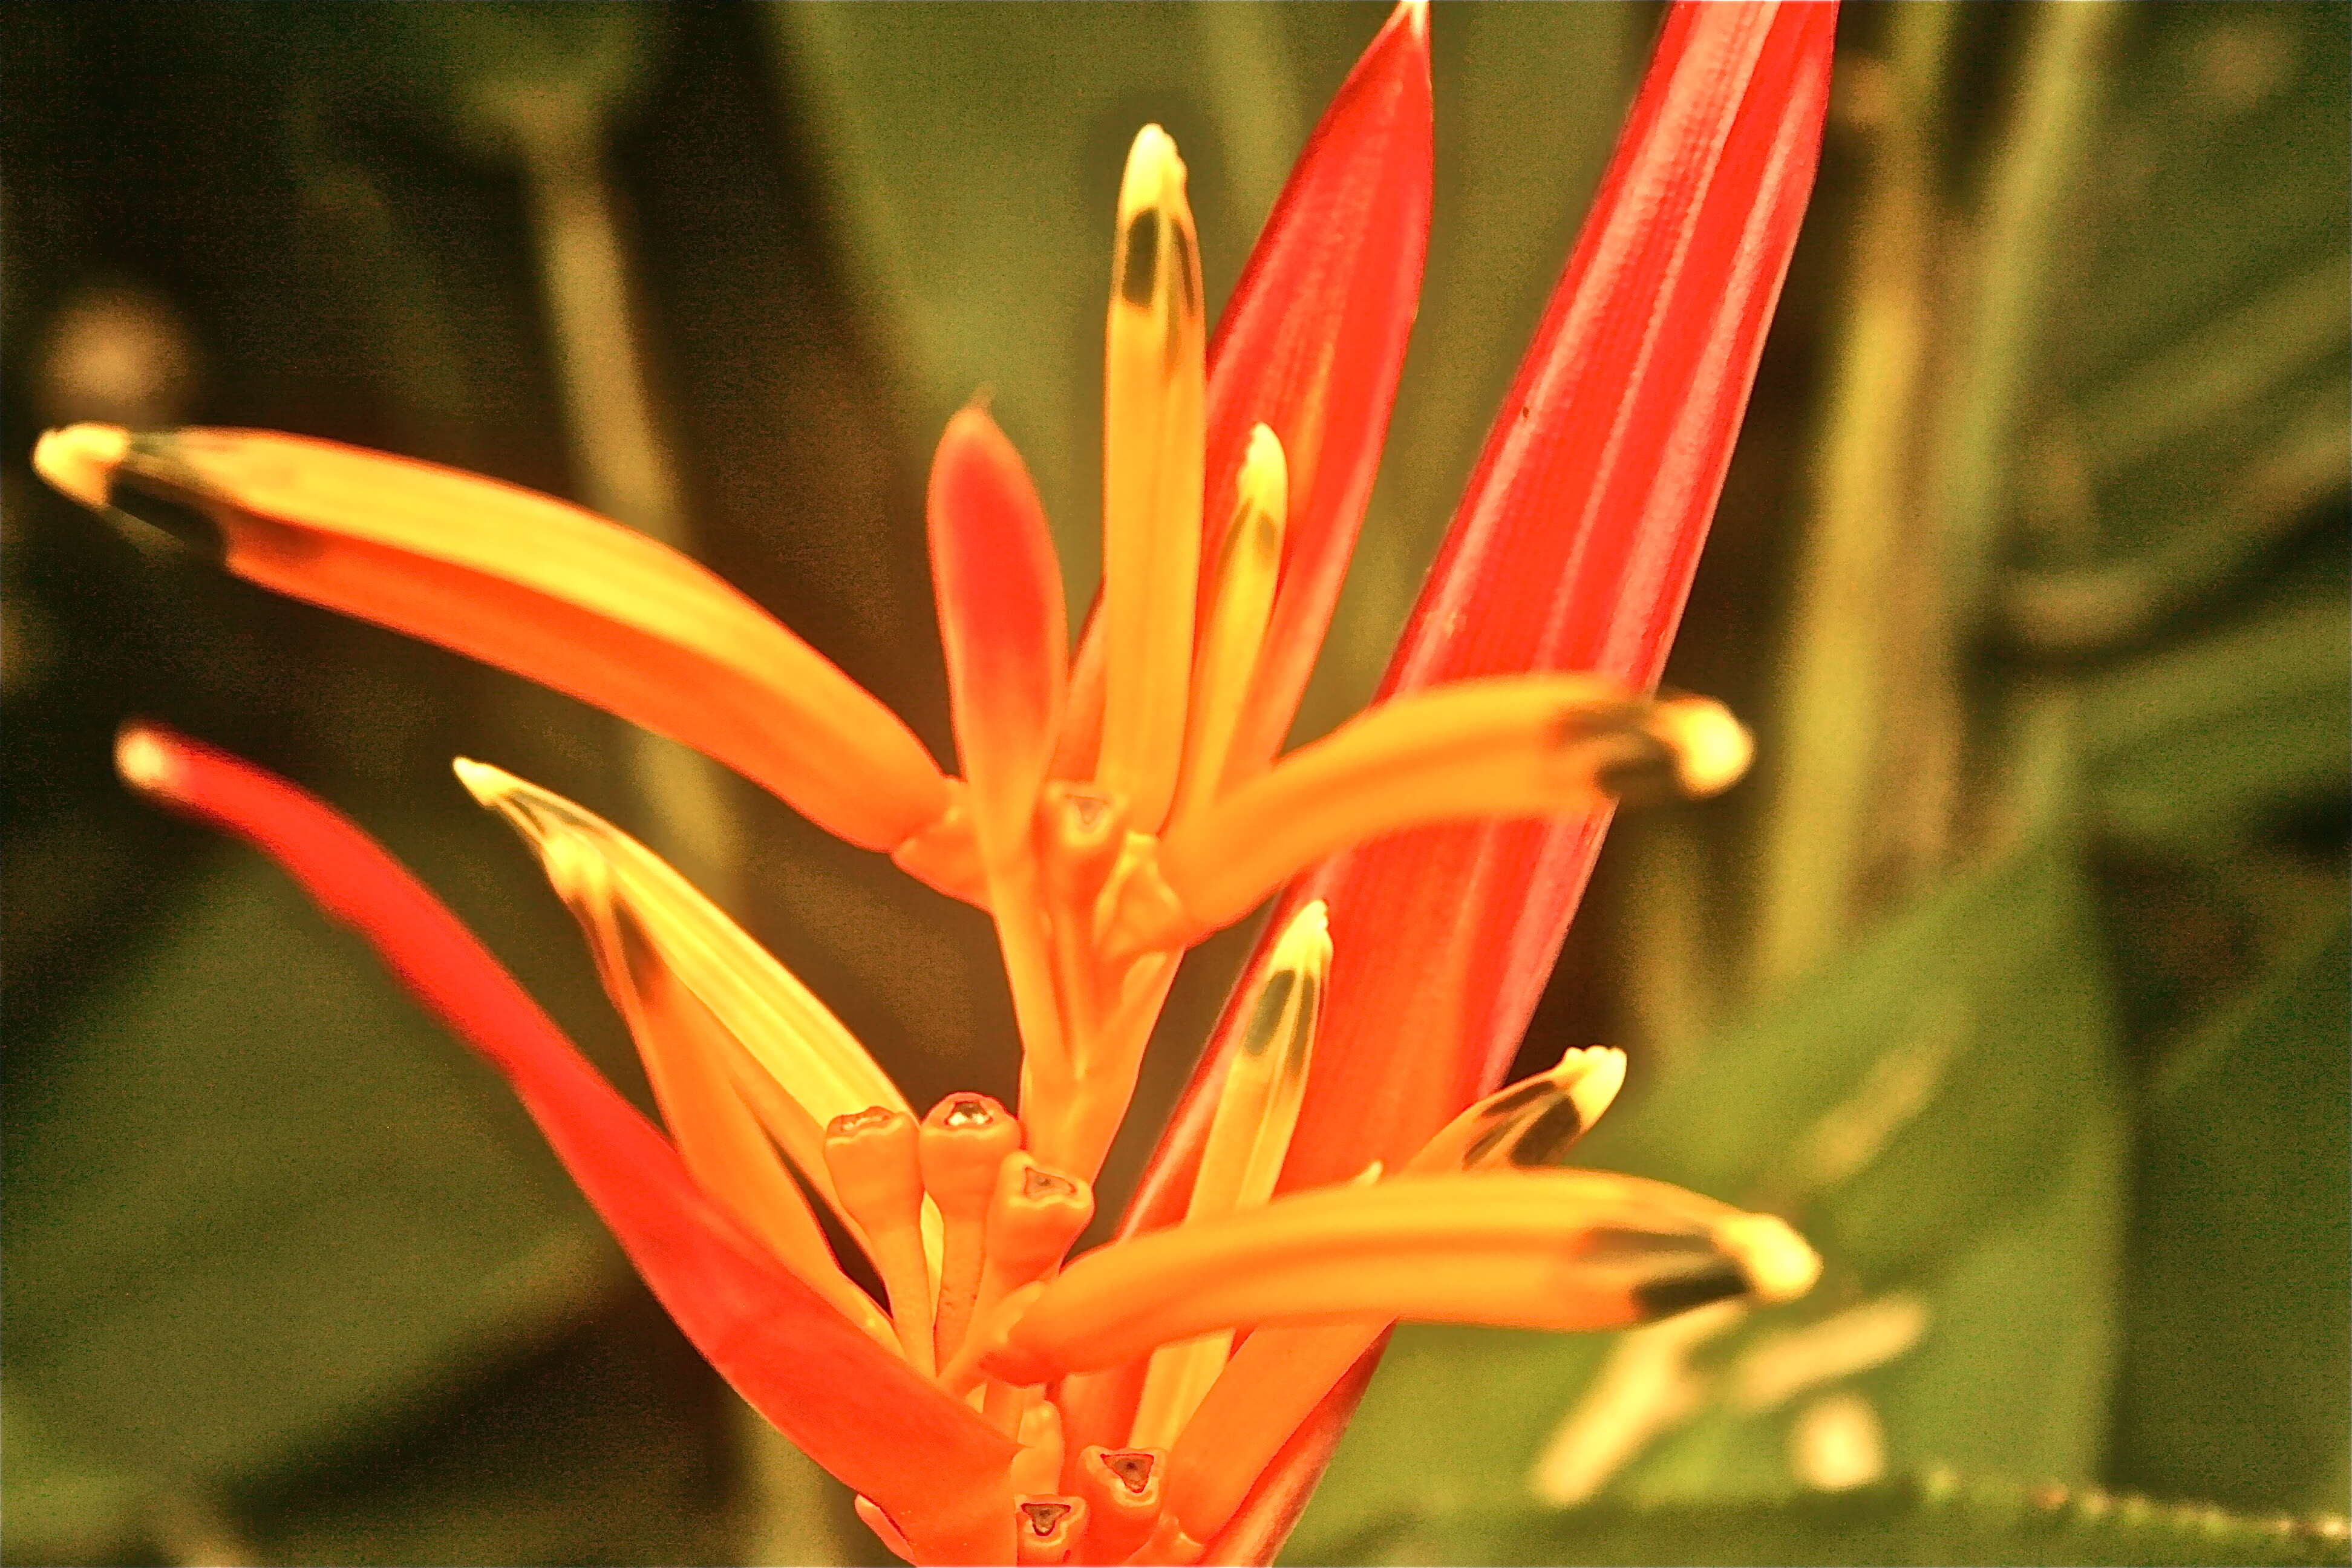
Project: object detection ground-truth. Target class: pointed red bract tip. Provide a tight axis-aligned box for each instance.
[115,722,1016,1560]
[928,405,1070,863]
[1058,1,1434,792]
[1203,0,1433,785]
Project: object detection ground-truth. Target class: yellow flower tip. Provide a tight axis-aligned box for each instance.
[450,755,503,806]
[113,720,174,796]
[1100,120,1206,835]
[1266,897,1329,976]
[1413,1045,1623,1172]
[1656,696,1754,797]
[1170,426,1288,825]
[1118,125,1189,222]
[1240,421,1285,498]
[451,757,574,884]
[1557,1045,1628,1131]
[1713,1213,1822,1304]
[1132,898,1328,1445]
[33,422,130,511]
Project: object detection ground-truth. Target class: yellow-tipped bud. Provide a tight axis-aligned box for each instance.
[1411,1045,1628,1172]
[1108,678,1756,955]
[451,759,908,1213]
[1098,125,1207,836]
[973,1171,1816,1387]
[33,422,129,511]
[1192,900,1327,1212]
[1129,900,1328,1446]
[1172,424,1288,825]
[1712,1213,1823,1304]
[70,428,950,852]
[1655,694,1755,797]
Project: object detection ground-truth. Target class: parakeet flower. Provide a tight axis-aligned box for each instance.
[33,3,1836,1563]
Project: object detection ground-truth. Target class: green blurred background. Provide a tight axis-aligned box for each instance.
[4,4,2344,1564]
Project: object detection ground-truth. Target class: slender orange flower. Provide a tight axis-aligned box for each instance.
[33,4,1837,1564]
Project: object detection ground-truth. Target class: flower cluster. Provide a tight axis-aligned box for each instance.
[34,4,1836,1563]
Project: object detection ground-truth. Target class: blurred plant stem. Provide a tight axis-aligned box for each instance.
[1751,4,1958,993]
[1746,4,2129,1000]
[1929,2,2123,633]
[1618,818,1720,1060]
[458,16,748,907]
[1946,2,2124,881]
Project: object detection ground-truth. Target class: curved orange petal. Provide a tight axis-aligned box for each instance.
[973,1171,1808,1387]
[53,425,948,853]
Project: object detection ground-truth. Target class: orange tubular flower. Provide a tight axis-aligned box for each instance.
[34,4,1835,1565]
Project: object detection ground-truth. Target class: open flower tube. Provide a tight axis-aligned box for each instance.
[34,4,1837,1563]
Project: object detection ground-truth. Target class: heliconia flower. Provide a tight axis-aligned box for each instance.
[33,3,1835,1564]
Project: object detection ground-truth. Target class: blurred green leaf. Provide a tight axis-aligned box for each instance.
[5,846,612,1486]
[1291,1475,2352,1567]
[2080,587,2351,852]
[0,1394,151,1567]
[2112,915,2351,1515]
[1294,831,2125,1549]
[2011,2,2348,647]
[2051,4,2347,403]
[243,1293,738,1568]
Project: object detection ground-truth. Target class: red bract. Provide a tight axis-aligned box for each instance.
[1197,0,1436,783]
[1126,4,1836,1550]
[39,4,1835,1563]
[111,722,1021,1565]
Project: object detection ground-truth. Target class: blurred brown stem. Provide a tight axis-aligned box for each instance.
[490,81,748,907]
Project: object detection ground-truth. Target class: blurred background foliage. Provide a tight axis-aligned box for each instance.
[1,4,2343,1565]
